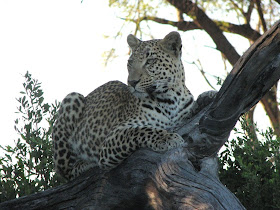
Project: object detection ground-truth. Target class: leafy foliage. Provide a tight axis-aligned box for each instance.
[0,72,65,202]
[219,117,280,209]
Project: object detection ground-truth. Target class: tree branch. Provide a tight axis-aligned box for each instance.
[244,107,258,141]
[192,59,217,90]
[176,20,280,157]
[214,21,261,41]
[137,16,200,31]
[260,85,280,136]
[229,0,245,17]
[166,0,240,66]
[176,8,184,22]
[0,150,245,209]
[244,1,255,23]
[255,0,267,32]
[137,16,261,41]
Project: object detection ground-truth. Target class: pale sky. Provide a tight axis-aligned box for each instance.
[0,0,270,147]
[0,0,128,146]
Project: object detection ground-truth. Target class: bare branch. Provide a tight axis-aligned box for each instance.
[229,0,246,17]
[176,8,184,22]
[135,16,261,41]
[214,21,261,41]
[244,106,258,141]
[244,1,255,23]
[260,85,280,136]
[136,16,200,31]
[166,0,240,66]
[255,0,267,32]
[191,59,217,90]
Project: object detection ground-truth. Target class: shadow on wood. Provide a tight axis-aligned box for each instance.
[1,21,279,210]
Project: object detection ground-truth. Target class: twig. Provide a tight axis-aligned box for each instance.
[255,0,267,32]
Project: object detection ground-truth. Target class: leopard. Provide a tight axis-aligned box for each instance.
[52,31,212,180]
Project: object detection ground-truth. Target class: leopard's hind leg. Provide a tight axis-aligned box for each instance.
[52,92,85,180]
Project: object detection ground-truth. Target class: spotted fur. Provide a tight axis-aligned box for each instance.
[52,32,196,180]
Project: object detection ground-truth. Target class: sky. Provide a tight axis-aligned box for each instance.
[0,0,270,148]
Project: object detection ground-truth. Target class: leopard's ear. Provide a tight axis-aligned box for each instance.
[159,31,182,57]
[127,34,141,51]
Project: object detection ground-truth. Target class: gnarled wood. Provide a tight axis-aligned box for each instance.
[177,20,280,157]
[1,21,279,210]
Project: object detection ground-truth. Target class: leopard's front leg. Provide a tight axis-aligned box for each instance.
[98,126,185,169]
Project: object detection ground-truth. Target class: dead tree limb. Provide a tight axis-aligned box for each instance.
[177,20,280,158]
[1,21,280,210]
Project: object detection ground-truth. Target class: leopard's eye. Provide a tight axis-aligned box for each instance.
[145,58,157,66]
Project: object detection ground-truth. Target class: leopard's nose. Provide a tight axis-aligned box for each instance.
[128,80,140,88]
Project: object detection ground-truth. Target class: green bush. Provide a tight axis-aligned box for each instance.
[219,117,280,209]
[0,72,65,202]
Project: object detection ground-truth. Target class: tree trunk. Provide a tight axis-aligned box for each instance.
[1,21,279,210]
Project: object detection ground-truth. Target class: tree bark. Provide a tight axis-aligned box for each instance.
[1,21,279,210]
[177,21,280,157]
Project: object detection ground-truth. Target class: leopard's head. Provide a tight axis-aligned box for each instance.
[127,31,185,98]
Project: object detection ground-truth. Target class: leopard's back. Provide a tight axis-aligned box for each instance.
[73,81,139,159]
